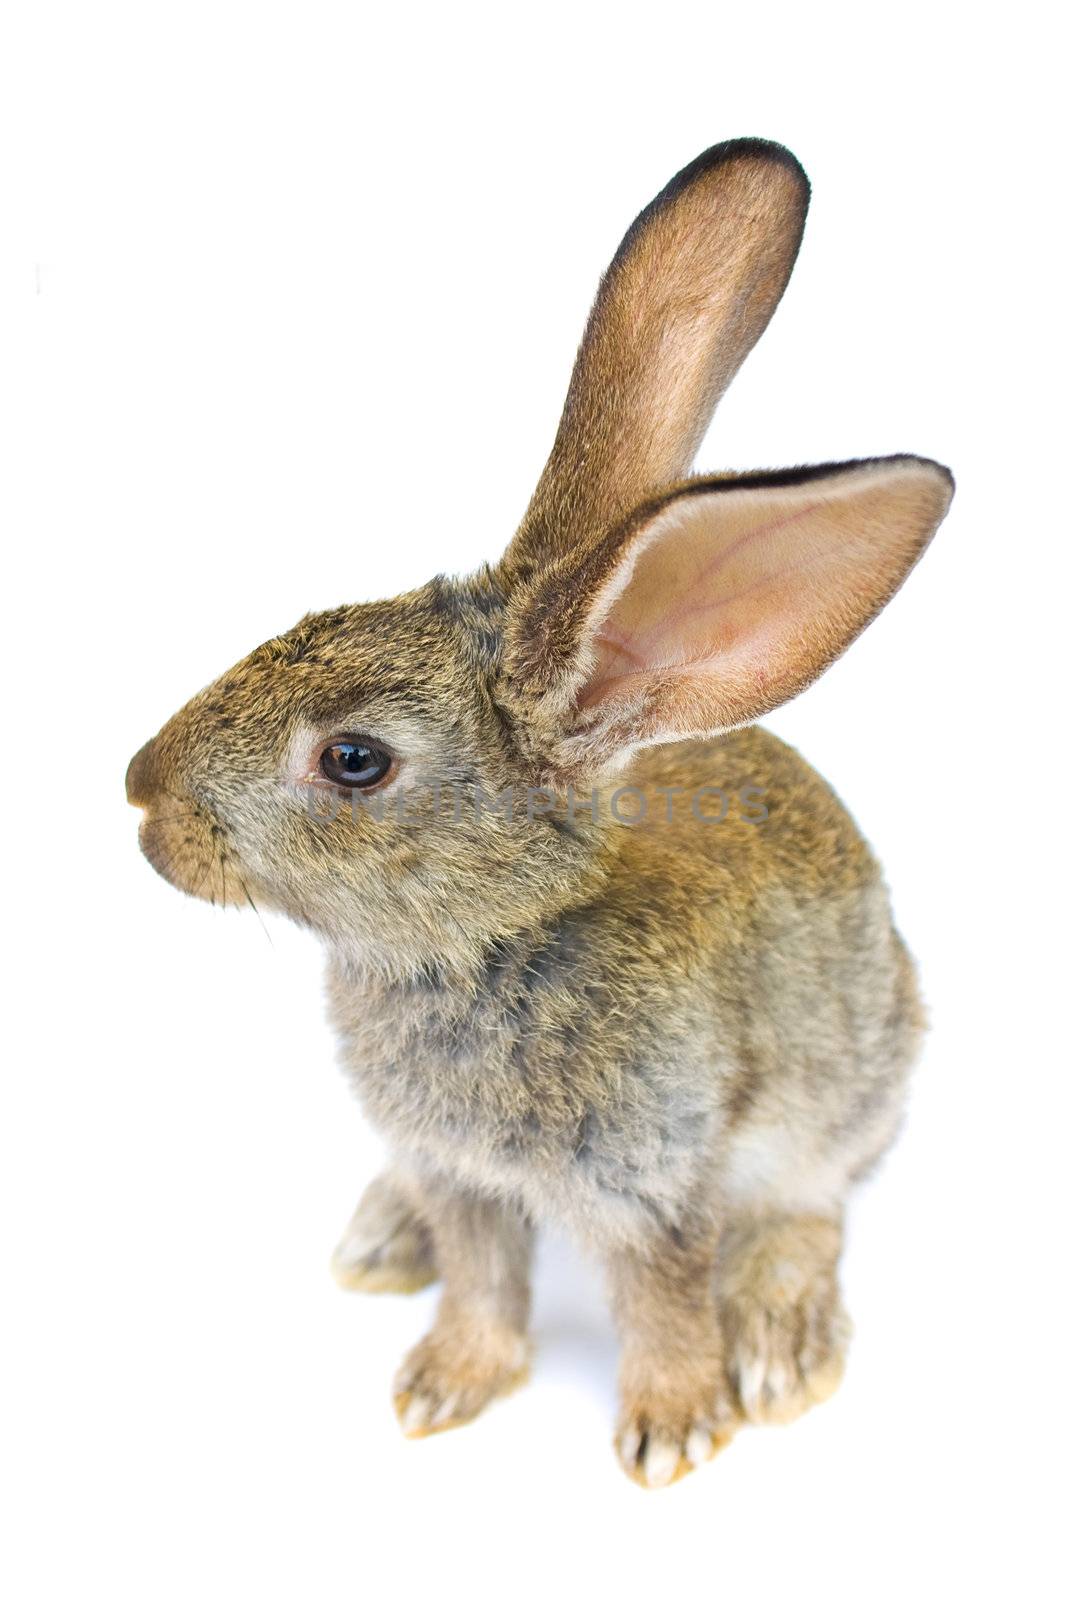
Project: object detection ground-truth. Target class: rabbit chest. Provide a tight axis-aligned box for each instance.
[327,939,724,1234]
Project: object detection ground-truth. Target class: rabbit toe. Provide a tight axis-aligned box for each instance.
[393,1325,530,1438]
[615,1394,734,1489]
[728,1295,851,1425]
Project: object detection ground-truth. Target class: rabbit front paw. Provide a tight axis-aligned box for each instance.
[615,1376,736,1489]
[393,1322,530,1437]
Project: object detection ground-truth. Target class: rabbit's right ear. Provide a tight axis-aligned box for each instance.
[499,140,810,584]
[498,456,954,788]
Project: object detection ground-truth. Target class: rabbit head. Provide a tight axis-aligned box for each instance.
[127,139,953,976]
[125,577,607,977]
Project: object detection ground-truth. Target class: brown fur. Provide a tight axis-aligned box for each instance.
[127,139,951,1486]
[501,140,810,582]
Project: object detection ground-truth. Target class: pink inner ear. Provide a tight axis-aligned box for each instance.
[576,463,949,730]
[589,499,821,693]
[581,496,829,709]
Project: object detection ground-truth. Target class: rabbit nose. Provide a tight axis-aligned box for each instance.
[126,739,158,808]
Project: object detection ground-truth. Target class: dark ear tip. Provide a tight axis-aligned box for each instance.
[924,458,955,493]
[886,453,956,503]
[669,137,811,206]
[926,460,956,510]
[611,139,810,271]
[711,137,809,186]
[926,459,955,498]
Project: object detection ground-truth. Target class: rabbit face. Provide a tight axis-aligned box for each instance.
[126,575,603,974]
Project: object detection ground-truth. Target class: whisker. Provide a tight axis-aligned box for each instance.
[190,836,217,901]
[239,874,274,947]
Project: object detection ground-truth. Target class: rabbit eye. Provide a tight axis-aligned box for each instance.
[319,740,392,789]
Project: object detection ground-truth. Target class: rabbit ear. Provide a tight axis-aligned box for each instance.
[501,457,954,785]
[499,139,810,585]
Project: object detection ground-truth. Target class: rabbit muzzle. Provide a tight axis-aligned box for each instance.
[125,738,158,809]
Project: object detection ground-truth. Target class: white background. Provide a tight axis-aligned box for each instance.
[2,3,1063,1596]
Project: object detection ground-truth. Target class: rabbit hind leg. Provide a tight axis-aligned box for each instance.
[717,1211,850,1425]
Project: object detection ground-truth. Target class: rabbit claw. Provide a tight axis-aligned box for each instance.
[615,1393,735,1488]
[393,1325,530,1438]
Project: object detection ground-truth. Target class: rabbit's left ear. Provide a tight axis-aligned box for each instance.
[501,455,954,785]
[499,140,809,584]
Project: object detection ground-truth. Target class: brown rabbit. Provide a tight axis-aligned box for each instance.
[127,139,953,1488]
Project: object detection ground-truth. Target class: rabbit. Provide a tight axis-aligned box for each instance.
[126,137,953,1488]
